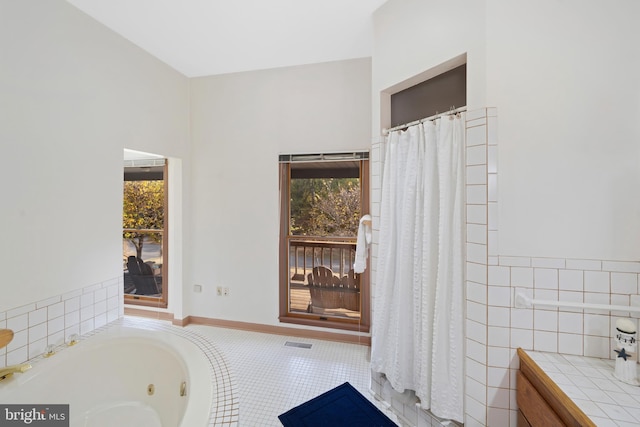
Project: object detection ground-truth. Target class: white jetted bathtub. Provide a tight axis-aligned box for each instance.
[0,318,237,426]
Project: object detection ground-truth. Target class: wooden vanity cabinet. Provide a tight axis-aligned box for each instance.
[516,348,596,427]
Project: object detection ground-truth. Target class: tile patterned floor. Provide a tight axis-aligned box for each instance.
[188,324,399,427]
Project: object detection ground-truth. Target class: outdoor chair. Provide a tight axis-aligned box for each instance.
[339,269,361,312]
[126,256,160,295]
[307,266,360,313]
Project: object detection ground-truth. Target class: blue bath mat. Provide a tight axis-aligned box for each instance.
[278,382,397,427]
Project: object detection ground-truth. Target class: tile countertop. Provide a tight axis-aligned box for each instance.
[526,351,640,427]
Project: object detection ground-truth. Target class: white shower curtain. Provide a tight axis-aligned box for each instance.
[371,113,465,422]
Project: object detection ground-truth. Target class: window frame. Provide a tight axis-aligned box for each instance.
[123,160,169,309]
[278,155,370,332]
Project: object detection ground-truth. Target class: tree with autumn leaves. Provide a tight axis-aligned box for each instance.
[124,177,358,256]
[290,178,360,237]
[123,180,164,258]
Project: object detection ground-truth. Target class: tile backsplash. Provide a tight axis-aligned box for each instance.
[0,277,123,367]
[488,256,640,359]
[476,256,640,426]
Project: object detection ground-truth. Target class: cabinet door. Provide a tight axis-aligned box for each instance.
[517,371,566,426]
[517,410,532,427]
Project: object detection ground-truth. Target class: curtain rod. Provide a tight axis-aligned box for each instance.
[382,106,467,136]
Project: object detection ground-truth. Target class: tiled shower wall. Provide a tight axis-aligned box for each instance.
[462,108,496,427]
[0,277,124,368]
[369,108,497,426]
[369,108,640,427]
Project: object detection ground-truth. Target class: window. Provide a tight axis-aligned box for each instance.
[390,63,466,127]
[123,157,168,308]
[279,153,370,332]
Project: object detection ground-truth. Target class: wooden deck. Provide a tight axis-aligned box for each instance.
[290,286,312,312]
[289,285,360,319]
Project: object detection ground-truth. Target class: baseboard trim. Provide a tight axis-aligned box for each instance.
[171,317,190,327]
[183,315,371,346]
[124,309,371,345]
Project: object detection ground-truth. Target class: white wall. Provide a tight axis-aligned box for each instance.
[372,0,487,132]
[371,1,640,426]
[486,0,640,260]
[0,0,189,311]
[374,0,640,262]
[187,58,371,325]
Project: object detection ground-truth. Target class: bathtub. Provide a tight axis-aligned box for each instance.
[0,318,238,426]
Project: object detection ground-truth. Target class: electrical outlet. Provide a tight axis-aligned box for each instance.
[216,286,222,296]
[223,287,230,296]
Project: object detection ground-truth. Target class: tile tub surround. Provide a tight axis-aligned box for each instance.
[112,317,240,426]
[1,316,238,427]
[370,370,462,427]
[0,276,124,368]
[524,350,640,426]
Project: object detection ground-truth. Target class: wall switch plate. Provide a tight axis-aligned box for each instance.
[194,284,202,293]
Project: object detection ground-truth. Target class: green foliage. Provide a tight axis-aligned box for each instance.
[290,178,360,237]
[123,181,164,257]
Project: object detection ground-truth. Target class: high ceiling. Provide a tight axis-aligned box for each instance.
[66,0,388,78]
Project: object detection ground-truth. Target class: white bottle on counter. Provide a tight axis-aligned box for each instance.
[613,318,639,386]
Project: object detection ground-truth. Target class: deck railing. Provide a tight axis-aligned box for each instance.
[289,238,356,284]
[288,238,361,317]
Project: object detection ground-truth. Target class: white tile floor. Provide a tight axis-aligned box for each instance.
[188,324,399,427]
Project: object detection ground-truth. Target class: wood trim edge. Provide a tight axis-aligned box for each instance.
[124,297,168,309]
[124,307,174,322]
[278,315,370,333]
[517,348,596,427]
[172,316,190,327]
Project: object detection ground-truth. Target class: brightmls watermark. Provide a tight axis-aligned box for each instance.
[0,405,68,426]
